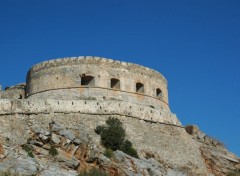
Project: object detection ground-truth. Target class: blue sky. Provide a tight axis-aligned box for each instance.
[0,0,239,156]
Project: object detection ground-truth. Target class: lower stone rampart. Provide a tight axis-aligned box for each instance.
[0,99,180,125]
[27,87,169,110]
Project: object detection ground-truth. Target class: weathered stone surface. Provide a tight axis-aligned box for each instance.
[31,125,50,136]
[114,150,189,176]
[39,134,49,141]
[0,99,180,125]
[30,140,43,146]
[73,138,81,145]
[200,145,240,175]
[0,144,4,159]
[26,57,170,112]
[97,154,111,166]
[39,165,78,176]
[50,121,65,132]
[0,156,38,176]
[0,114,239,175]
[0,83,25,99]
[56,149,80,169]
[58,129,75,140]
[34,146,49,156]
[51,133,61,144]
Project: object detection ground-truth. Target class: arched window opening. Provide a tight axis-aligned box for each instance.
[156,88,163,98]
[81,75,95,86]
[111,78,120,89]
[18,94,23,99]
[136,82,144,93]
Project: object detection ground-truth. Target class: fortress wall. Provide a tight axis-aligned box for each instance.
[27,87,169,110]
[0,99,180,125]
[1,89,25,99]
[26,57,169,109]
[0,84,25,99]
[0,83,25,99]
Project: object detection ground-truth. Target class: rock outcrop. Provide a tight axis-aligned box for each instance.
[186,125,240,175]
[0,114,239,176]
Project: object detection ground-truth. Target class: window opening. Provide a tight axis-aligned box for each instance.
[81,75,95,86]
[136,82,144,93]
[18,94,23,99]
[111,78,120,89]
[156,88,163,98]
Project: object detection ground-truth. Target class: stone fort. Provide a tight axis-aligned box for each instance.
[1,57,239,175]
[0,56,180,125]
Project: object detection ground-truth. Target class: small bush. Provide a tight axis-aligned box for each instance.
[227,169,240,176]
[95,126,105,135]
[95,117,125,151]
[0,171,19,176]
[212,138,225,147]
[104,148,113,158]
[5,138,10,142]
[22,144,34,158]
[27,151,34,158]
[95,117,139,158]
[49,146,58,156]
[121,140,139,158]
[78,168,108,176]
[206,135,226,148]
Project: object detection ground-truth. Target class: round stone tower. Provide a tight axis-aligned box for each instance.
[26,56,169,110]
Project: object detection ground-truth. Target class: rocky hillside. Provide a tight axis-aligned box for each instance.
[0,113,239,176]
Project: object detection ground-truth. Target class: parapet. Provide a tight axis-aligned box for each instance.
[29,56,167,84]
[26,56,169,110]
[0,83,26,99]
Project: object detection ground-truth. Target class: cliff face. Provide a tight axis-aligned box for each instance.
[0,112,239,176]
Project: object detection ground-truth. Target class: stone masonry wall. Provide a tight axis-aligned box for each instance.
[26,57,169,110]
[0,84,25,99]
[0,99,180,125]
[27,88,168,111]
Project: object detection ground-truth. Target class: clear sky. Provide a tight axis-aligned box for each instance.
[0,0,239,156]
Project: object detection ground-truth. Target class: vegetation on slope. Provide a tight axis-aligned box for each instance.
[95,117,139,158]
[227,169,240,176]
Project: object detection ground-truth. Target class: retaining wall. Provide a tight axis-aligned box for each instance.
[0,99,180,125]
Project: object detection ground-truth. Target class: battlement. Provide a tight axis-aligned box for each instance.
[29,56,167,84]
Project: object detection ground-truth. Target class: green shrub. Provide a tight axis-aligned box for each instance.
[104,148,113,158]
[5,138,10,142]
[49,146,58,156]
[78,168,108,176]
[227,169,240,176]
[0,171,19,176]
[95,117,139,158]
[121,140,139,158]
[95,117,125,151]
[22,144,34,158]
